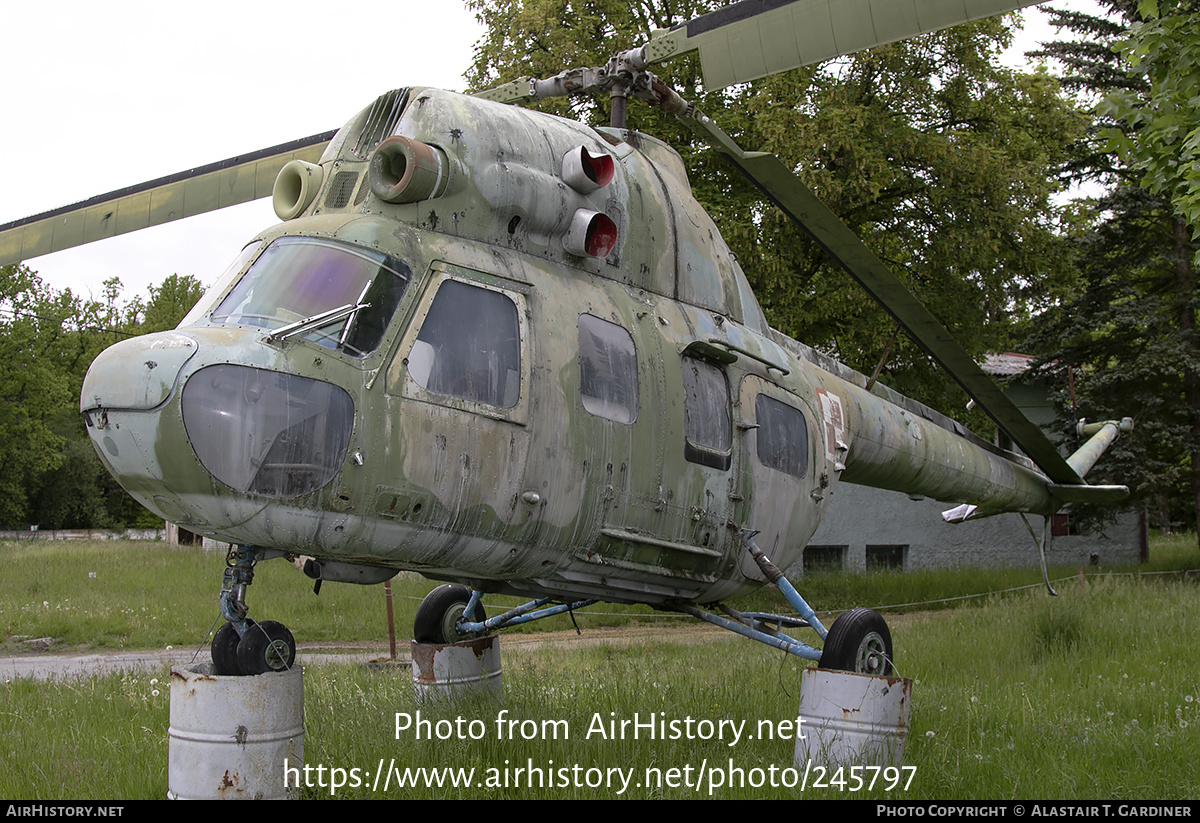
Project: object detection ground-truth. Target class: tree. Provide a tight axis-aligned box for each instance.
[1027,1,1200,541]
[140,274,205,334]
[0,268,205,529]
[734,24,1085,412]
[1029,186,1197,531]
[0,265,107,526]
[465,0,1087,420]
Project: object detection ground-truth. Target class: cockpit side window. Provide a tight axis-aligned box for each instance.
[179,241,263,329]
[209,236,410,357]
[408,279,521,408]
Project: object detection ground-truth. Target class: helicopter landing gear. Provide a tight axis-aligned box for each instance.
[818,607,893,676]
[211,546,297,675]
[677,531,897,675]
[414,584,487,644]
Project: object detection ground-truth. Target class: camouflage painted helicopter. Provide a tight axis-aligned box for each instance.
[0,0,1130,678]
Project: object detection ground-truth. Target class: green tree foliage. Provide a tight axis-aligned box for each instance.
[138,273,206,334]
[0,266,204,529]
[1027,1,1199,537]
[1030,187,1197,529]
[465,0,1086,416]
[1100,0,1200,250]
[0,265,107,526]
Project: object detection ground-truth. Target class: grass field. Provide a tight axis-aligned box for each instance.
[0,535,1196,799]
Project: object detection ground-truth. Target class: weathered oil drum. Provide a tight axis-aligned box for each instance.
[794,668,912,769]
[411,635,502,702]
[168,662,304,799]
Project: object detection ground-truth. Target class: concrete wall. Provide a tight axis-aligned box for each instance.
[0,528,165,541]
[796,481,1145,575]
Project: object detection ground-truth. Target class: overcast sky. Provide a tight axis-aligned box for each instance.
[0,1,485,304]
[1,1,1089,307]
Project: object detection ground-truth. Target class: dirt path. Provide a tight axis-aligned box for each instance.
[1,613,928,681]
[0,622,734,681]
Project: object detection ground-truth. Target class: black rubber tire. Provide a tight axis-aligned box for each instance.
[211,619,253,676]
[818,607,894,676]
[413,584,486,644]
[235,620,296,674]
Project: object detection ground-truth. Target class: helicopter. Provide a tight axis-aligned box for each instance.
[0,0,1132,678]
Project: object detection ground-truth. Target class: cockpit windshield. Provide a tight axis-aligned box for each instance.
[210,237,410,357]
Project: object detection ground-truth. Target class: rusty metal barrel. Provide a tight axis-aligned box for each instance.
[794,668,912,769]
[168,662,304,799]
[411,635,502,702]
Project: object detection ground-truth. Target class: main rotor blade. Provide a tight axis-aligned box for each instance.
[0,131,335,269]
[682,109,1085,486]
[645,0,1042,90]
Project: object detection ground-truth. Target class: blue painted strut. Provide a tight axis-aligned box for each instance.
[680,603,823,660]
[457,595,599,635]
[448,529,831,661]
[739,529,828,640]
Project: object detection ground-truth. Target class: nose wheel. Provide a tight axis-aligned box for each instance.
[211,545,298,675]
[211,619,252,674]
[211,619,297,675]
[236,621,297,674]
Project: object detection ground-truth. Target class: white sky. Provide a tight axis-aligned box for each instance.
[0,1,486,304]
[1,1,1093,307]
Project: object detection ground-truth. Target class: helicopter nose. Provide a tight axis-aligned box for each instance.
[80,332,203,522]
[81,331,357,527]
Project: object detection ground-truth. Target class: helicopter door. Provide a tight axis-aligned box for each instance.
[735,376,819,582]
[380,265,534,564]
[588,346,731,599]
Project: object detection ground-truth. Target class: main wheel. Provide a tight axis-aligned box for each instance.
[818,607,893,676]
[211,620,250,676]
[413,584,486,644]
[235,620,296,674]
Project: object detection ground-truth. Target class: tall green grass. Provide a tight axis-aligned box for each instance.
[0,539,1196,799]
[3,533,1194,653]
[0,540,679,652]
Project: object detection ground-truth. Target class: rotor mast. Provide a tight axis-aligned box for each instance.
[473,48,690,128]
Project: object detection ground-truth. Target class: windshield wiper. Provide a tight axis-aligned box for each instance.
[268,302,370,343]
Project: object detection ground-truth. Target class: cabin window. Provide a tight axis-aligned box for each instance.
[681,355,731,470]
[578,315,638,424]
[209,236,409,357]
[754,394,808,478]
[407,280,521,408]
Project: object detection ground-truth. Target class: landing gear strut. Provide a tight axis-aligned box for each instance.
[211,545,297,675]
[405,531,896,678]
[679,530,895,675]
